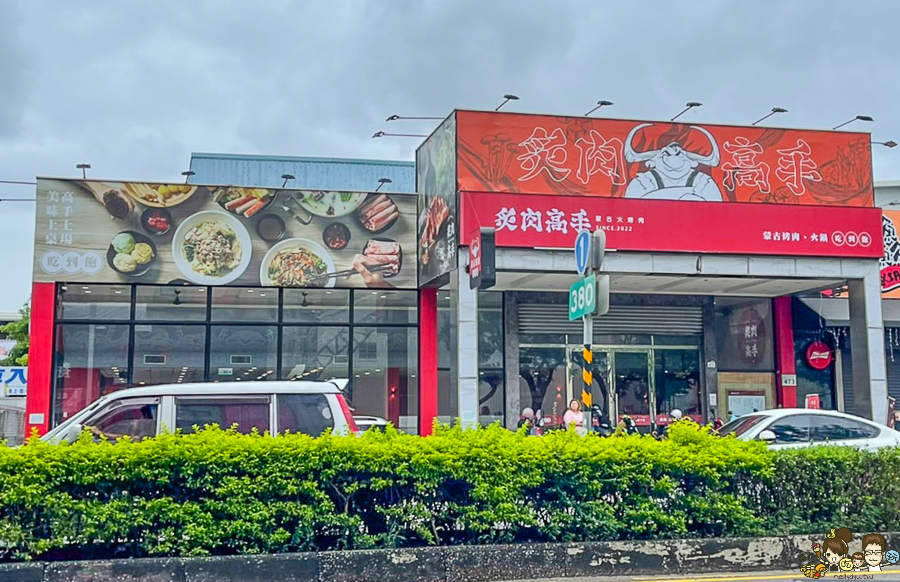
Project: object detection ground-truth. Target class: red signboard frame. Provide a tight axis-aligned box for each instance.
[459,192,882,258]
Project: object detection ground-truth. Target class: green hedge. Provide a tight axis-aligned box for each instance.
[0,422,897,561]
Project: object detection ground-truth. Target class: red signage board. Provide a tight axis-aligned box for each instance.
[805,393,822,409]
[805,341,834,370]
[459,192,882,258]
[456,111,873,207]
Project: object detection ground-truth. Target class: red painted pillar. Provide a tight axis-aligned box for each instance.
[773,296,798,408]
[25,282,56,437]
[418,288,438,436]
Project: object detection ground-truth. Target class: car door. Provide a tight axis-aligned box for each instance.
[809,414,882,450]
[761,414,813,449]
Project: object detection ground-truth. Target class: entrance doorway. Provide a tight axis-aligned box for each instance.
[520,338,702,431]
[569,348,655,428]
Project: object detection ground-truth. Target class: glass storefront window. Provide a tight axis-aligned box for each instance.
[135,286,207,321]
[53,323,130,426]
[714,298,775,371]
[209,325,278,382]
[211,287,278,322]
[354,291,417,325]
[133,325,206,386]
[59,285,130,320]
[615,351,651,419]
[50,285,419,431]
[352,327,418,434]
[479,292,504,425]
[283,289,350,323]
[654,349,702,418]
[518,346,567,424]
[282,326,349,381]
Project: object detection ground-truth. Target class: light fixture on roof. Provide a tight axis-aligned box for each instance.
[873,140,897,148]
[76,163,91,179]
[833,115,873,130]
[671,102,702,122]
[584,100,614,117]
[751,107,788,126]
[495,94,519,111]
[372,131,428,138]
[375,178,392,192]
[385,114,442,121]
[281,174,295,187]
[181,170,195,183]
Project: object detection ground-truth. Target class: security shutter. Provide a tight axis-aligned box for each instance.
[840,346,854,413]
[518,304,703,336]
[840,337,900,413]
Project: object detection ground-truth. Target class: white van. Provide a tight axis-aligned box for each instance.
[41,380,358,444]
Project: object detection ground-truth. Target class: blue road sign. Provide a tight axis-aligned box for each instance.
[574,230,591,276]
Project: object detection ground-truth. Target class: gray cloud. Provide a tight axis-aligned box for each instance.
[1,0,899,310]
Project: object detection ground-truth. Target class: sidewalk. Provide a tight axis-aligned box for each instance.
[503,566,900,582]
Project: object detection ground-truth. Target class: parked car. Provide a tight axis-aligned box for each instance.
[41,380,358,444]
[717,408,900,450]
[354,416,390,433]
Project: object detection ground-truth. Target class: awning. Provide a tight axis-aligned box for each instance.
[799,297,900,327]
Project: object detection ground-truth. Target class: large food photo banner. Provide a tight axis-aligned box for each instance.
[33,179,417,289]
[416,113,458,285]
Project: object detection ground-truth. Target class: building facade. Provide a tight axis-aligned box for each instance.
[24,113,891,438]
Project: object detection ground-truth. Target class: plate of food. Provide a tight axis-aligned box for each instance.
[124,183,197,207]
[259,238,335,288]
[356,193,400,234]
[362,238,402,278]
[172,211,252,285]
[214,187,276,218]
[106,231,157,277]
[292,190,368,218]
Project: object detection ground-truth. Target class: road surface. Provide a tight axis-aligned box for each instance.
[504,567,900,582]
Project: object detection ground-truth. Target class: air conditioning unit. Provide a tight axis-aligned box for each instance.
[143,355,166,365]
[231,355,252,365]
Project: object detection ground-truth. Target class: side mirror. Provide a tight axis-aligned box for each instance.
[67,423,84,443]
[758,429,777,444]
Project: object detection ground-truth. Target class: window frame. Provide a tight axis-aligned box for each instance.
[83,396,161,440]
[764,413,813,444]
[173,394,274,435]
[810,414,880,442]
[274,393,337,436]
[51,284,420,430]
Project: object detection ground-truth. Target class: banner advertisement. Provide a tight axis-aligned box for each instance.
[417,113,458,285]
[460,192,883,258]
[34,179,417,289]
[881,211,900,297]
[456,111,873,206]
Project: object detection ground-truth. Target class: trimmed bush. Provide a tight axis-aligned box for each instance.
[0,421,896,561]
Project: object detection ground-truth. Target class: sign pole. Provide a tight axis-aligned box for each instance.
[582,314,593,430]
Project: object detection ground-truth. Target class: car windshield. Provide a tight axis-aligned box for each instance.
[718,414,768,438]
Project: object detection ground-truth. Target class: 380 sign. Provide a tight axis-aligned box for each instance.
[569,275,597,321]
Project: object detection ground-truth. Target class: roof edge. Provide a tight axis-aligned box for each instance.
[190,153,414,167]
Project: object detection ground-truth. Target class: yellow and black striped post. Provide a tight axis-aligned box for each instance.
[581,345,593,408]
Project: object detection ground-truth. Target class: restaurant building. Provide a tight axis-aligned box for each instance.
[24,111,891,438]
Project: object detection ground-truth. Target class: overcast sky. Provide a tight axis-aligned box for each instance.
[1,0,899,312]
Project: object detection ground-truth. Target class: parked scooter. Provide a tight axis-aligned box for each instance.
[590,404,614,437]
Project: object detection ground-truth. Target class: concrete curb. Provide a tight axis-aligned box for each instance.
[2,533,894,582]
